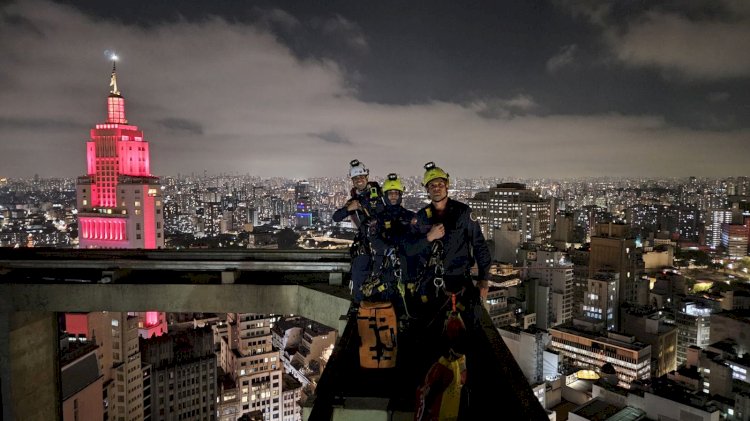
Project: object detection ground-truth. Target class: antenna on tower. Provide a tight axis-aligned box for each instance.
[109,52,120,95]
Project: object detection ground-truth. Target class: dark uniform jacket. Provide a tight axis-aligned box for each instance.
[373,204,416,253]
[332,182,383,251]
[407,198,491,291]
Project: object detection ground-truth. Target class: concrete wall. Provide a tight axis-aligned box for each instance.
[3,312,61,421]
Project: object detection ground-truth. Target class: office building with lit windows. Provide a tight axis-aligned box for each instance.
[676,302,712,366]
[477,183,551,243]
[583,271,619,332]
[527,249,574,329]
[721,222,749,260]
[223,313,283,420]
[65,311,145,421]
[589,223,644,307]
[139,326,217,421]
[76,62,164,248]
[549,325,651,388]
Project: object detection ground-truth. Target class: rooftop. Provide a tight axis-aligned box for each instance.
[571,398,621,421]
[0,248,547,421]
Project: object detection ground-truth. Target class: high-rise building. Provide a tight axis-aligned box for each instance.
[548,326,651,388]
[710,310,750,357]
[139,326,218,421]
[526,249,573,329]
[707,209,732,249]
[281,374,303,421]
[589,223,644,308]
[498,325,558,384]
[477,183,551,243]
[620,308,677,378]
[721,222,749,259]
[675,302,712,366]
[136,311,168,340]
[294,181,313,228]
[583,271,619,331]
[60,337,104,421]
[76,61,164,249]
[218,313,283,420]
[468,191,490,238]
[65,311,145,421]
[271,316,336,394]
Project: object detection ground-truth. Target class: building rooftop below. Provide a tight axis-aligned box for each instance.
[552,324,650,352]
[273,315,336,337]
[571,398,621,421]
[61,351,102,401]
[605,406,646,421]
[282,373,302,392]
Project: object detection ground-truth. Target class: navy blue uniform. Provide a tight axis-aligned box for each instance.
[399,198,492,414]
[408,198,491,294]
[367,203,416,304]
[332,182,383,303]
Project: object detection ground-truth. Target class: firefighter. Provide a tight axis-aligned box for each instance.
[407,161,491,322]
[406,162,491,419]
[332,159,383,304]
[363,173,416,313]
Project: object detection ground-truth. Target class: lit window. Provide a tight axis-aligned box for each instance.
[82,199,88,206]
[134,201,141,207]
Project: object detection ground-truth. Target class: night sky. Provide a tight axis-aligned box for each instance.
[1,0,748,179]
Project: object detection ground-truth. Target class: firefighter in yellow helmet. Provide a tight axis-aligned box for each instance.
[409,162,490,301]
[363,173,416,309]
[406,162,491,419]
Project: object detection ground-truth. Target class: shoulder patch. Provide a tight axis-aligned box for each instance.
[425,207,432,218]
[469,211,478,222]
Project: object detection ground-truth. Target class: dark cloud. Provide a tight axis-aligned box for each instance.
[309,130,352,145]
[0,0,748,179]
[558,0,750,80]
[155,118,204,135]
[1,12,45,37]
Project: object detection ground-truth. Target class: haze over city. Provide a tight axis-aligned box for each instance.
[1,0,749,179]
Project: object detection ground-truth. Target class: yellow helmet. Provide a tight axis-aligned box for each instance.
[382,173,404,192]
[422,162,449,186]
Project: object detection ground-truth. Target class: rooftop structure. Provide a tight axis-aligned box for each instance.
[0,248,548,420]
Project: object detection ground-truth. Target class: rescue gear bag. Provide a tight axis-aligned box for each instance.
[415,351,467,421]
[357,301,398,369]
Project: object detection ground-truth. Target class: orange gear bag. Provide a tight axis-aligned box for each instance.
[357,301,398,369]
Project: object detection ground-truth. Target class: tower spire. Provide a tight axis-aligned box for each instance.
[109,54,120,96]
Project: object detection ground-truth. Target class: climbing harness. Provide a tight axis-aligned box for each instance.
[409,240,446,303]
[361,247,396,298]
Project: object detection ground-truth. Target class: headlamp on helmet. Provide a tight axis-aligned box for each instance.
[382,173,405,193]
[349,159,369,178]
[422,161,449,187]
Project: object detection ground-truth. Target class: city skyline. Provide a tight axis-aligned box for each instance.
[1,0,749,179]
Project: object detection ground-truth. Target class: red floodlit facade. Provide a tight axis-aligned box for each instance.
[138,311,168,339]
[77,63,164,249]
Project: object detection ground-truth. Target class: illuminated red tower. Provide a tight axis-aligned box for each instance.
[77,59,164,248]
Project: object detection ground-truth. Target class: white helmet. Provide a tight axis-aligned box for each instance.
[349,159,369,178]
